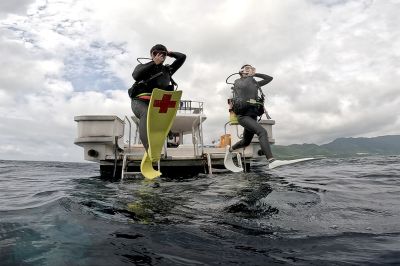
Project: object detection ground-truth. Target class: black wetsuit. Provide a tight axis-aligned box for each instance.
[231,73,274,159]
[132,52,186,93]
[130,52,186,151]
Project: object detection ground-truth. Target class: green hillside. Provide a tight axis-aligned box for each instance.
[271,135,400,159]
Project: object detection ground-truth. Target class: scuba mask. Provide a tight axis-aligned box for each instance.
[240,65,255,77]
[152,50,167,57]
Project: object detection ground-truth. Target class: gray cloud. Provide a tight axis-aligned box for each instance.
[0,0,33,18]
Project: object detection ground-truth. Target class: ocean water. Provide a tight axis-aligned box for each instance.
[1,156,400,265]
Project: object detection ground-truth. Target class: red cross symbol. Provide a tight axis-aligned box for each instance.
[153,94,177,113]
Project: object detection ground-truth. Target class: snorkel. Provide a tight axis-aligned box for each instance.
[137,44,168,64]
[225,72,240,85]
[136,57,152,64]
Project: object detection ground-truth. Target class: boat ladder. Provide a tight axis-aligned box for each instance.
[121,142,167,180]
[121,153,142,180]
[204,151,243,175]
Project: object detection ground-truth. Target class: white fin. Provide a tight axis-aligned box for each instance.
[269,158,318,169]
[224,146,244,172]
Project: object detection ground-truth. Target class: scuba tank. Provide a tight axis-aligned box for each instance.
[225,72,271,121]
[226,72,240,125]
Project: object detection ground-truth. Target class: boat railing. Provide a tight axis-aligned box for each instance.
[123,100,204,152]
[178,100,203,114]
[124,116,132,150]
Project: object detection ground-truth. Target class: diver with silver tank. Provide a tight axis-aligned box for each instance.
[227,64,280,169]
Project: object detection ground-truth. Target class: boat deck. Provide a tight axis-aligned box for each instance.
[98,144,252,178]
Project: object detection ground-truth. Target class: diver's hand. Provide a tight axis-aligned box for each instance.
[249,67,256,76]
[240,69,251,77]
[153,53,165,65]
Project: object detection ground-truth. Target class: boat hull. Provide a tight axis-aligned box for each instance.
[99,158,251,180]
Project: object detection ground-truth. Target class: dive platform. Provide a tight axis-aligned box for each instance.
[74,100,275,179]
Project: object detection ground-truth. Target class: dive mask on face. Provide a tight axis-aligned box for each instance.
[152,50,167,57]
[240,65,255,76]
[242,65,253,72]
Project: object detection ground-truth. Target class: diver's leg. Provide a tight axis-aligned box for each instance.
[131,99,149,151]
[231,128,254,150]
[233,115,274,159]
[231,115,255,150]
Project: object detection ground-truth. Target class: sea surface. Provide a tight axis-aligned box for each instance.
[1,156,400,265]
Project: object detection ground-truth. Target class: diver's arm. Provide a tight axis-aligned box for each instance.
[254,73,273,87]
[168,51,186,75]
[132,61,155,81]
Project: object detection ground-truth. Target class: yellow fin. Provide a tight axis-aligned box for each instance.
[140,152,161,179]
[147,89,182,161]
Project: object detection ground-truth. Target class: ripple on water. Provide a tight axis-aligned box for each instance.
[1,156,400,265]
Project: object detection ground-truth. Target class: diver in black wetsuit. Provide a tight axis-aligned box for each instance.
[129,44,186,151]
[230,64,277,166]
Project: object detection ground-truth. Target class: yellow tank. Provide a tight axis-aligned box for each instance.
[219,134,231,148]
[229,111,239,125]
[227,98,239,125]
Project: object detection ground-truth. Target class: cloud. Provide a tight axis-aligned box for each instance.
[0,0,33,18]
[0,0,399,161]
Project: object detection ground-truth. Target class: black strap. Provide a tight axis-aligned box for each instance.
[170,76,178,90]
[255,82,269,121]
[133,71,163,89]
[143,71,163,84]
[166,65,178,90]
[135,66,178,91]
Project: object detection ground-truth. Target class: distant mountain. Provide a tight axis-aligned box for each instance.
[271,135,400,159]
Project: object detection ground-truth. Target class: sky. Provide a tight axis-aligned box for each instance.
[0,0,399,162]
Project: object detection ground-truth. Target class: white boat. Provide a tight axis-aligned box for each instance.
[74,100,275,179]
